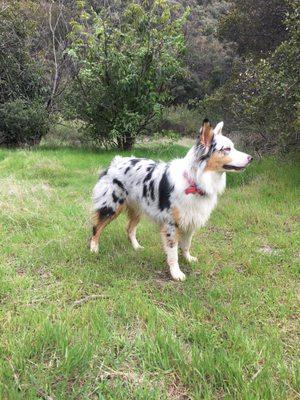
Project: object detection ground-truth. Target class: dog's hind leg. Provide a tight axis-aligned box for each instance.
[161,221,186,281]
[90,205,124,253]
[179,229,198,263]
[126,207,143,250]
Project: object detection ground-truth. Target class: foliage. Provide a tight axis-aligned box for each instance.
[159,105,201,136]
[0,99,50,147]
[0,0,298,152]
[206,0,300,151]
[172,0,234,104]
[67,0,188,150]
[0,1,50,147]
[218,0,291,58]
[0,2,44,101]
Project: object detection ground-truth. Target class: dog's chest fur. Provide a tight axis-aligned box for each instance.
[169,158,226,229]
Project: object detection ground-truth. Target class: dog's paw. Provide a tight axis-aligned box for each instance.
[90,240,99,253]
[171,269,186,282]
[186,254,198,263]
[133,243,144,251]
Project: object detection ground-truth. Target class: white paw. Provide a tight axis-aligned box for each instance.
[170,269,186,282]
[90,241,99,253]
[133,243,144,251]
[185,254,198,263]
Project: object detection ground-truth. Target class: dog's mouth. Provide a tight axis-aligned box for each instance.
[223,165,245,171]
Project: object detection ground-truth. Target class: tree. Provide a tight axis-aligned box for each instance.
[67,0,188,150]
[170,0,233,104]
[0,0,77,147]
[0,1,50,146]
[211,0,299,150]
[218,0,291,58]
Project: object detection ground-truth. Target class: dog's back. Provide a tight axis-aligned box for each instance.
[92,156,175,223]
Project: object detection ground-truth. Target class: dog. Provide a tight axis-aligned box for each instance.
[90,119,252,281]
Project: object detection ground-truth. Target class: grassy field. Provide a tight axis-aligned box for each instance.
[0,142,299,399]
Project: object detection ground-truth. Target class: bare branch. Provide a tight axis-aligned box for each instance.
[73,294,108,308]
[47,1,63,111]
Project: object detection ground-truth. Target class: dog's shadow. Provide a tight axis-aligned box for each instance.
[87,235,195,284]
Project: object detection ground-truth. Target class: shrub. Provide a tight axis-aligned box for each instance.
[208,0,300,151]
[159,105,200,136]
[0,1,51,147]
[67,1,188,150]
[0,99,50,147]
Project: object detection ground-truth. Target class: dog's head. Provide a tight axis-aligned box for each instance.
[196,118,253,172]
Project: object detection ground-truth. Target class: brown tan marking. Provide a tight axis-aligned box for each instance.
[160,223,179,249]
[172,206,181,228]
[204,153,232,172]
[90,204,125,249]
[200,121,214,147]
[126,207,141,239]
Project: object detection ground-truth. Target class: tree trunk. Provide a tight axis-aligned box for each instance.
[117,132,135,150]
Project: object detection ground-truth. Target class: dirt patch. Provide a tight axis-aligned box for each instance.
[258,245,278,255]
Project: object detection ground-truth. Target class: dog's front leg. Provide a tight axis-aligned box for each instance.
[180,229,198,263]
[161,222,186,281]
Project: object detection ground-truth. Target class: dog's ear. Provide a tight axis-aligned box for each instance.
[214,121,224,136]
[200,118,214,147]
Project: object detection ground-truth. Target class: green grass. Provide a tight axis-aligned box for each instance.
[0,142,299,399]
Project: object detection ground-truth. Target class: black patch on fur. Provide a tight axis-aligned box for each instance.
[99,206,114,218]
[112,191,118,203]
[92,226,97,236]
[124,166,131,174]
[149,180,155,201]
[99,169,108,180]
[113,178,125,190]
[143,184,147,198]
[143,164,156,183]
[158,167,174,211]
[130,158,141,166]
[143,171,153,183]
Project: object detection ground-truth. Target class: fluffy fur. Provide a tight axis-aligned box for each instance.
[90,119,252,281]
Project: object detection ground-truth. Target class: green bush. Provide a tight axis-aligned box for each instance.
[67,1,188,150]
[0,99,50,147]
[0,2,51,148]
[208,0,300,151]
[159,105,200,136]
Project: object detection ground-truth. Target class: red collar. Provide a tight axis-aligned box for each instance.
[183,171,206,196]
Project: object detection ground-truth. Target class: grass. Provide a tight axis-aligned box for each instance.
[0,142,299,399]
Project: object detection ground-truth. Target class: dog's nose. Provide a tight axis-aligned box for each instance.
[247,155,253,163]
